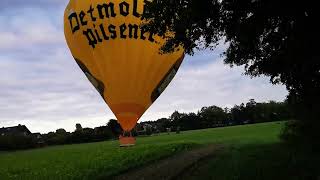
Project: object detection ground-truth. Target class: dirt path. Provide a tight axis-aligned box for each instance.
[114,144,224,180]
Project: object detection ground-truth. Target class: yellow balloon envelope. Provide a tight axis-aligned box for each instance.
[64,0,184,132]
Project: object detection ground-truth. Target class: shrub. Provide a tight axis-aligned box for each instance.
[0,135,38,151]
[280,120,320,150]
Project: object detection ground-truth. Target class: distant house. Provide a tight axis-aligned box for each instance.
[142,123,153,131]
[0,124,31,136]
[32,133,42,139]
[31,133,45,145]
[136,123,156,135]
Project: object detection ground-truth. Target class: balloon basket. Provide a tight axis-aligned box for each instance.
[119,135,136,147]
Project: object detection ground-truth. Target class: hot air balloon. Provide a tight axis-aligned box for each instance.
[64,0,184,146]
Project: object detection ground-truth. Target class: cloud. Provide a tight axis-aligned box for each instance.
[0,0,67,10]
[140,52,288,122]
[0,7,64,51]
[0,3,288,133]
[0,47,114,132]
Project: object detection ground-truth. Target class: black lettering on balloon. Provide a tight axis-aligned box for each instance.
[120,23,127,39]
[72,1,160,48]
[87,5,97,21]
[93,24,103,42]
[140,27,147,40]
[119,1,130,17]
[108,24,117,39]
[97,3,116,19]
[148,31,155,42]
[99,24,109,40]
[128,24,138,39]
[133,0,141,18]
[68,12,80,33]
[83,29,98,48]
[79,11,87,26]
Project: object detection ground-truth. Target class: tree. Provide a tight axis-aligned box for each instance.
[170,111,188,130]
[179,112,201,130]
[246,99,257,123]
[107,119,123,137]
[94,126,114,140]
[144,0,320,146]
[155,118,171,132]
[75,123,83,132]
[170,111,186,122]
[56,128,67,135]
[0,135,38,150]
[198,106,228,127]
[230,104,246,125]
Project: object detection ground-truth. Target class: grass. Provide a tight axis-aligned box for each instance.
[0,121,303,180]
[180,143,320,180]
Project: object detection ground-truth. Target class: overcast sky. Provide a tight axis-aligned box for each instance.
[0,1,288,133]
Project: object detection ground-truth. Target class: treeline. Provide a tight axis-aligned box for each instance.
[0,99,292,151]
[140,99,292,133]
[39,120,122,146]
[0,135,39,151]
[0,120,122,151]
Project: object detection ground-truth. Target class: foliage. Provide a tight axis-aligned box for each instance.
[143,0,320,146]
[107,119,123,136]
[0,135,38,151]
[280,119,320,150]
[42,122,120,146]
[144,99,292,133]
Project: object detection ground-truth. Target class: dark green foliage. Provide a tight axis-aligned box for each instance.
[71,128,95,143]
[176,126,181,134]
[280,120,302,145]
[156,118,172,132]
[143,0,320,146]
[143,99,291,133]
[0,120,120,151]
[107,119,123,136]
[199,106,228,128]
[0,135,38,151]
[232,99,292,124]
[145,125,153,136]
[280,120,320,150]
[42,125,116,146]
[142,0,221,54]
[94,125,115,140]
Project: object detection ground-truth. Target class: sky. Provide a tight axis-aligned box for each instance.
[0,0,288,133]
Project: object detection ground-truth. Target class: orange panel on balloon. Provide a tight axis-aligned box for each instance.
[64,0,184,131]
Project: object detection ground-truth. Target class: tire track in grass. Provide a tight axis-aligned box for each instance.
[113,144,224,180]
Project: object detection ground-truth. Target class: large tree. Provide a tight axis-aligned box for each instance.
[144,0,320,145]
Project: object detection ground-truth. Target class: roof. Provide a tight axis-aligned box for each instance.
[0,124,31,135]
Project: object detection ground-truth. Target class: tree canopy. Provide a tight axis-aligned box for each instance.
[144,0,320,145]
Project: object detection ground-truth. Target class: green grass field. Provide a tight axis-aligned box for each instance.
[0,122,318,180]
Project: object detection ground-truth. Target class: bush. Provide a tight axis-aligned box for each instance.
[280,121,302,144]
[280,120,320,150]
[176,126,181,134]
[0,135,38,151]
[145,126,153,136]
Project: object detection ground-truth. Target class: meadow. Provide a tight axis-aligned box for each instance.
[1,121,318,180]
